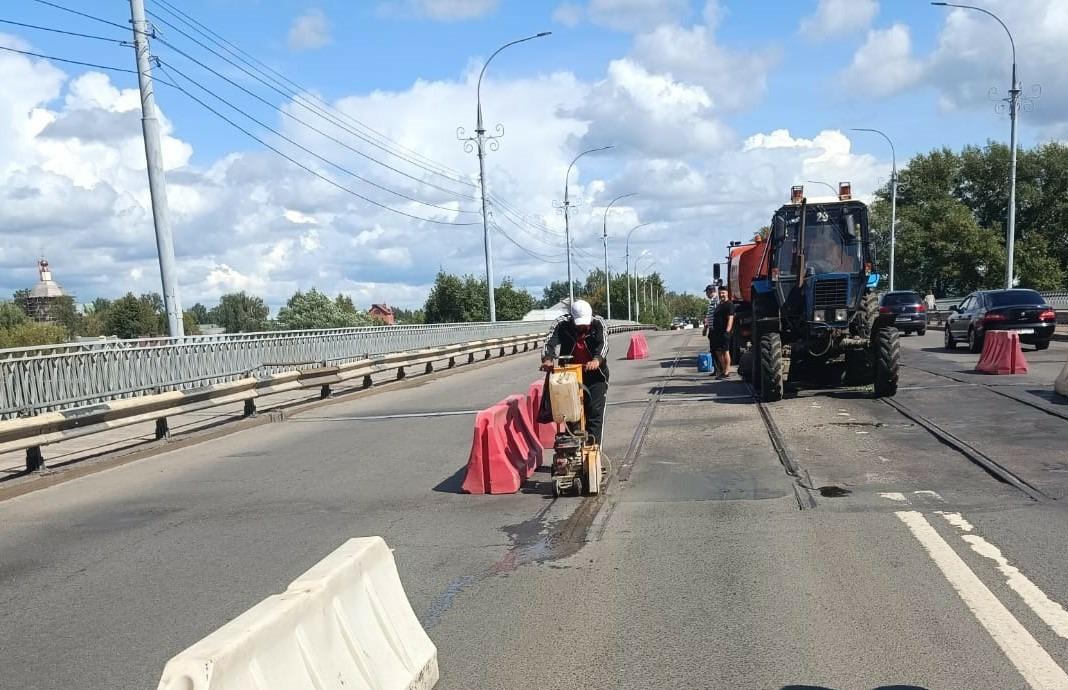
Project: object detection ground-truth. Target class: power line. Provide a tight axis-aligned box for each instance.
[156,62,478,227]
[156,58,477,215]
[28,0,129,32]
[489,220,566,263]
[0,44,147,77]
[152,0,473,186]
[147,2,477,191]
[0,17,124,42]
[151,35,478,203]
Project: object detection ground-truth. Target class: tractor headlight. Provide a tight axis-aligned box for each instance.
[835,309,848,322]
[813,312,825,322]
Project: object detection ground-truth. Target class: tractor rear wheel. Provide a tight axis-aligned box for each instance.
[873,327,900,398]
[759,332,784,402]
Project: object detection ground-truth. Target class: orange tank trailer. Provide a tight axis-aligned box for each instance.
[727,237,768,304]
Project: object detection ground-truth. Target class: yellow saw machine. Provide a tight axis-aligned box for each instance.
[546,360,602,497]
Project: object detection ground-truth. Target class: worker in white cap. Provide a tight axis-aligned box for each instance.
[540,299,610,444]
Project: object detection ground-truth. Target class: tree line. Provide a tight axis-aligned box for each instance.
[868,140,1068,296]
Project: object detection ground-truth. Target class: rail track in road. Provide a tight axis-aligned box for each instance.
[903,361,1068,424]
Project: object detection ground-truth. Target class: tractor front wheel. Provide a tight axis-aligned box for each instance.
[759,332,784,402]
[873,327,900,398]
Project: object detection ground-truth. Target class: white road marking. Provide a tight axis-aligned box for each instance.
[879,492,908,502]
[914,490,944,501]
[896,511,1068,690]
[936,511,974,532]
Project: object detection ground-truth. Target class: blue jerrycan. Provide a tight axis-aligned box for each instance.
[697,352,714,373]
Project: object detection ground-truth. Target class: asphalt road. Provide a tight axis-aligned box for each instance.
[2,330,1068,689]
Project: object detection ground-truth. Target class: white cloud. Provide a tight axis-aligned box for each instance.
[552,3,584,27]
[380,0,499,21]
[287,10,332,52]
[799,0,879,39]
[840,24,924,98]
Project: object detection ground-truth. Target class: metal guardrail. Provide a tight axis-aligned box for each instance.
[0,322,650,473]
[0,321,559,420]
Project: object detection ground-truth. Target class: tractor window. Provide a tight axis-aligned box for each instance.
[802,208,864,276]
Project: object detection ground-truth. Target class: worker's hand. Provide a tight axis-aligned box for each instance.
[584,358,601,372]
[540,358,554,372]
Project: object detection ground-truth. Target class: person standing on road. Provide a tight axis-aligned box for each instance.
[540,300,610,445]
[702,284,719,374]
[709,288,735,379]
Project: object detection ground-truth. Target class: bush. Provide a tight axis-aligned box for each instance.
[0,322,68,349]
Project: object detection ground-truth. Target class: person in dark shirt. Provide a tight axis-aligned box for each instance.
[709,288,735,379]
[540,300,609,444]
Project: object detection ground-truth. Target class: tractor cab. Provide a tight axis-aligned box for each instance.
[763,183,877,337]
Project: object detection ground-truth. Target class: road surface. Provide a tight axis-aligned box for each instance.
[2,330,1067,689]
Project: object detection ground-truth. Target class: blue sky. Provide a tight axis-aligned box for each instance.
[2,0,1065,309]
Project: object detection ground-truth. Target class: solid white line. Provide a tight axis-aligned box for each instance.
[936,511,975,532]
[896,511,1068,690]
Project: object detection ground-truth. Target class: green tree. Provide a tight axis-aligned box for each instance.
[183,312,202,336]
[423,271,487,323]
[276,289,372,329]
[188,303,210,324]
[105,293,161,339]
[335,294,357,314]
[539,280,583,308]
[494,278,537,321]
[0,322,68,348]
[0,301,29,328]
[392,307,425,324]
[209,292,269,333]
[49,295,80,336]
[12,288,31,316]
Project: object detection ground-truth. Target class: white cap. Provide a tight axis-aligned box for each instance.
[570,299,593,326]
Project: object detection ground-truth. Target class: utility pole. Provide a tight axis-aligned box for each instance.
[129,0,183,337]
[562,145,613,306]
[625,222,650,322]
[602,192,636,320]
[458,33,550,322]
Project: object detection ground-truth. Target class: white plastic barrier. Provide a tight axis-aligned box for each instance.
[156,537,438,690]
[1056,354,1068,398]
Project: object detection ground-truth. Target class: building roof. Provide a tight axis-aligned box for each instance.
[370,303,393,314]
[28,259,66,299]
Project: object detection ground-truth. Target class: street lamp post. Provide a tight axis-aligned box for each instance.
[634,252,654,322]
[562,145,614,306]
[932,2,1019,288]
[625,222,651,321]
[804,180,838,195]
[602,192,636,320]
[850,128,897,290]
[458,32,550,322]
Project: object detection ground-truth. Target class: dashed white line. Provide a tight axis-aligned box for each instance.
[896,511,1068,690]
[936,511,974,532]
[879,492,908,502]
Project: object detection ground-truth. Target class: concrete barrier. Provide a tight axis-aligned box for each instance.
[1056,354,1068,398]
[155,537,438,690]
[626,333,649,360]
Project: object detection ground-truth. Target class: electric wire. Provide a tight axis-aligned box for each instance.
[28,0,129,32]
[147,3,477,193]
[156,57,477,215]
[152,0,473,186]
[155,62,478,227]
[149,28,480,202]
[0,43,147,77]
[0,17,123,42]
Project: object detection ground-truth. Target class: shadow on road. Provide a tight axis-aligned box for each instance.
[432,465,468,493]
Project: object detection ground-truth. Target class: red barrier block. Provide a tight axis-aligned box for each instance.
[976,330,1029,375]
[527,380,557,450]
[461,398,542,495]
[626,332,649,359]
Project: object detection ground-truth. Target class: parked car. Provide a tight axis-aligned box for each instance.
[944,289,1056,352]
[879,290,927,335]
[670,317,688,330]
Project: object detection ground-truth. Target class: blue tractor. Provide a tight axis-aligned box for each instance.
[736,183,899,401]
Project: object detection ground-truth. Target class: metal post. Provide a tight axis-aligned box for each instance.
[129,0,183,337]
[625,222,650,322]
[460,33,550,322]
[931,2,1018,287]
[849,129,897,290]
[563,146,614,306]
[1007,61,1019,288]
[603,192,636,320]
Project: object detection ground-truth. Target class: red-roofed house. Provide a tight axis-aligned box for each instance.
[369,304,395,325]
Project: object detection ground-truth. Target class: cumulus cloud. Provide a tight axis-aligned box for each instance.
[799,0,879,39]
[287,9,332,52]
[840,24,924,97]
[379,0,499,21]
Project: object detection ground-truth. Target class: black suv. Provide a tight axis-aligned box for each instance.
[944,289,1055,352]
[878,291,927,335]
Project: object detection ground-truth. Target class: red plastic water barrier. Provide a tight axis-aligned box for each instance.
[527,380,557,450]
[975,330,1029,374]
[626,332,649,360]
[461,397,542,494]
